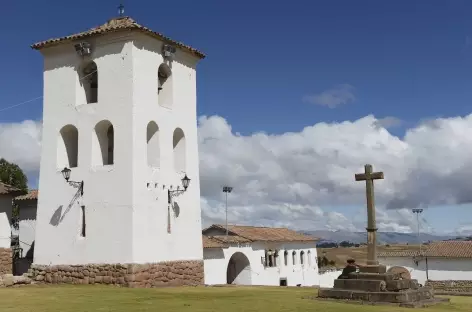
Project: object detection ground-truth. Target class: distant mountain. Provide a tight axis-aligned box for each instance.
[301,230,456,245]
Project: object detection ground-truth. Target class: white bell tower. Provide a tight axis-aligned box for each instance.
[32,13,205,267]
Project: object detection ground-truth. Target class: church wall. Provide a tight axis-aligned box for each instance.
[203,242,320,286]
[379,256,472,286]
[0,196,13,248]
[18,200,37,257]
[129,34,203,263]
[318,269,343,288]
[34,34,136,265]
[250,242,319,287]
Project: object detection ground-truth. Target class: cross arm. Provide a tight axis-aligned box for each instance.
[355,172,384,181]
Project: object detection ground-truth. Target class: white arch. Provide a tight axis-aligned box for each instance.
[158,63,173,108]
[79,61,98,104]
[147,121,160,167]
[92,120,114,166]
[173,128,186,172]
[57,124,79,168]
[226,252,251,285]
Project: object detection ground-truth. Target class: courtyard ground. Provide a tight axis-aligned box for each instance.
[0,285,470,312]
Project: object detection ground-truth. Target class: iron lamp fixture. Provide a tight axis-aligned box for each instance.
[167,174,191,203]
[61,167,84,196]
[74,42,92,57]
[163,44,176,59]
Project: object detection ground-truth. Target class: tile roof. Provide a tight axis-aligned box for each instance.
[424,241,472,258]
[0,182,23,195]
[15,190,38,201]
[202,236,229,249]
[31,16,205,59]
[378,241,472,259]
[204,224,319,243]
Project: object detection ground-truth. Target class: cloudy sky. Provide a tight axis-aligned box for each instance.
[2,1,472,235]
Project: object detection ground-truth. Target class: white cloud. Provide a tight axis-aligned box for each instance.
[3,113,472,234]
[456,224,472,236]
[0,120,42,173]
[373,116,403,129]
[303,84,356,108]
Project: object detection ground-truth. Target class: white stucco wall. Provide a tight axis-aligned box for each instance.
[379,256,472,285]
[0,196,13,248]
[203,242,319,287]
[319,269,342,288]
[18,201,37,257]
[34,30,203,265]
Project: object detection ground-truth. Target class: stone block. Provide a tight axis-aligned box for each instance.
[0,248,12,275]
[334,279,386,292]
[358,264,387,274]
[2,274,14,287]
[318,288,353,299]
[386,279,411,291]
[347,272,399,282]
[410,280,419,289]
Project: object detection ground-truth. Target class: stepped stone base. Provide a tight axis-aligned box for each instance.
[317,265,450,308]
[27,260,204,288]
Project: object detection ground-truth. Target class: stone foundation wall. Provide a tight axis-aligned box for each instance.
[426,280,472,293]
[28,260,204,288]
[0,248,12,275]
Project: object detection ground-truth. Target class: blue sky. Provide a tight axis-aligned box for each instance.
[2,0,472,234]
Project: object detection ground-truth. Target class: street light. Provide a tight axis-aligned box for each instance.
[223,186,233,240]
[61,167,84,196]
[412,208,423,254]
[167,174,191,203]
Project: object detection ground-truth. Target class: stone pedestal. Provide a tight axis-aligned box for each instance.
[318,265,450,308]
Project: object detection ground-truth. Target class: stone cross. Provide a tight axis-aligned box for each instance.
[355,164,384,266]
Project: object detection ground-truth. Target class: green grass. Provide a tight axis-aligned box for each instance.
[0,285,470,312]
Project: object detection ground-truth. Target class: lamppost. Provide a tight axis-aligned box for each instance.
[167,174,191,203]
[61,167,84,196]
[412,208,423,254]
[223,186,233,240]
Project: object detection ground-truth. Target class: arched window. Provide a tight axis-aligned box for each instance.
[300,251,305,266]
[173,128,186,172]
[157,63,173,108]
[307,250,312,266]
[80,61,98,104]
[57,125,79,168]
[92,120,114,166]
[284,250,288,266]
[146,121,160,167]
[292,251,296,265]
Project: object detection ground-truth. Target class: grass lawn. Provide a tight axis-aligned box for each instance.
[0,285,470,312]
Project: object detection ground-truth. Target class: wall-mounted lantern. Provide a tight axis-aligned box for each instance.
[167,174,191,203]
[61,167,84,196]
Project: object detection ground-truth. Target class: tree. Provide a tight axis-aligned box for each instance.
[0,158,28,192]
[0,158,28,231]
[318,256,330,268]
